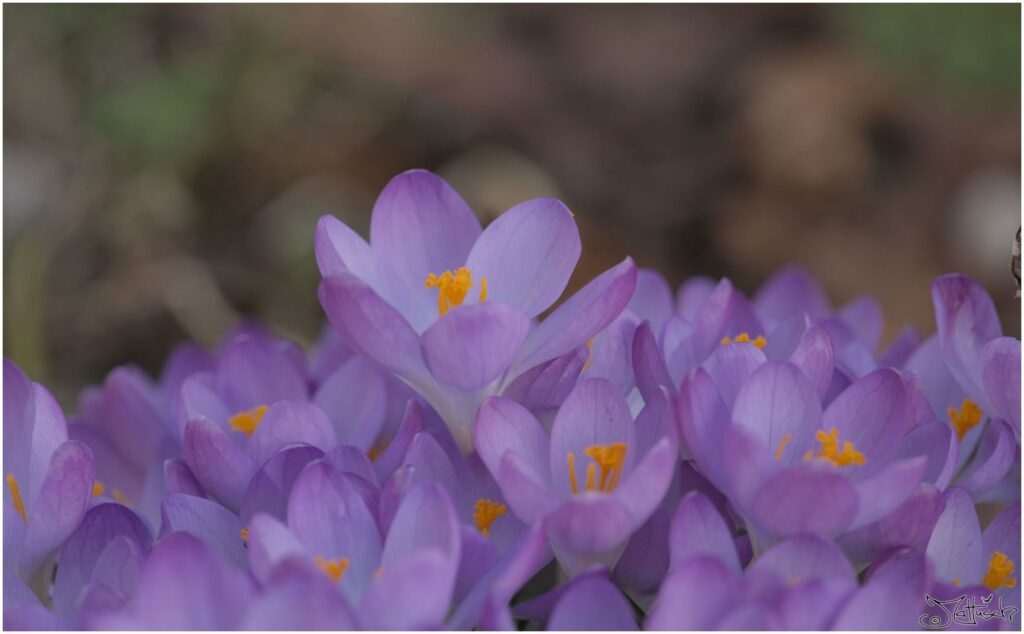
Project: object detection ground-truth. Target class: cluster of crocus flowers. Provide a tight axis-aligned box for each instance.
[3,169,1020,631]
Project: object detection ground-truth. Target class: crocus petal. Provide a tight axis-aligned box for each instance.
[612,437,677,527]
[245,512,307,584]
[675,275,716,320]
[465,197,580,317]
[703,341,767,408]
[474,396,551,485]
[184,418,257,511]
[502,346,587,412]
[247,401,333,465]
[832,549,930,630]
[669,491,740,572]
[932,273,1002,408]
[287,462,382,600]
[512,258,637,378]
[838,484,944,565]
[632,320,674,403]
[956,418,1017,499]
[373,400,425,484]
[314,213,378,282]
[512,568,607,623]
[241,562,358,630]
[159,494,246,569]
[369,169,481,321]
[903,335,966,418]
[646,555,741,630]
[850,457,927,530]
[216,335,309,410]
[546,495,635,576]
[788,323,835,399]
[925,487,983,585]
[497,452,560,525]
[422,302,530,390]
[662,316,701,387]
[52,503,152,618]
[323,445,378,488]
[90,367,172,474]
[612,506,671,596]
[163,458,204,497]
[399,432,459,495]
[879,325,920,369]
[982,502,1021,565]
[359,550,456,630]
[318,272,430,381]
[731,361,822,466]
[981,336,1021,436]
[894,423,957,490]
[177,373,233,437]
[21,440,95,576]
[751,534,856,582]
[548,575,638,630]
[584,312,639,395]
[93,532,253,630]
[675,369,731,489]
[314,356,387,450]
[838,295,883,351]
[693,278,764,362]
[753,264,830,329]
[550,379,636,498]
[750,463,859,540]
[240,445,323,525]
[822,368,911,470]
[630,268,674,331]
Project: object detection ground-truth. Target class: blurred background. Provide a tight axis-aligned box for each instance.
[4,4,1021,406]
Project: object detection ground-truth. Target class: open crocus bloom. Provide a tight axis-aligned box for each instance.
[4,360,95,589]
[474,378,677,575]
[677,359,936,552]
[316,169,637,453]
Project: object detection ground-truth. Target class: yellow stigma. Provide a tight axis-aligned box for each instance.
[240,527,250,543]
[983,552,1017,591]
[314,555,350,583]
[229,405,269,437]
[6,474,27,524]
[424,267,486,316]
[804,428,865,468]
[582,338,596,372]
[951,578,961,586]
[720,333,767,349]
[473,498,507,536]
[774,434,792,460]
[92,481,105,497]
[567,443,628,496]
[112,489,132,506]
[948,398,983,440]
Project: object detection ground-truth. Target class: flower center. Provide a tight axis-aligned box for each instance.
[948,398,983,440]
[424,267,486,316]
[983,552,1017,591]
[92,481,105,497]
[720,333,767,349]
[112,489,132,506]
[229,404,269,437]
[240,527,249,544]
[314,555,350,583]
[6,474,26,524]
[804,428,865,467]
[473,498,507,536]
[567,443,628,495]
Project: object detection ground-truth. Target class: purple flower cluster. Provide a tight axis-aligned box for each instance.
[4,170,1020,630]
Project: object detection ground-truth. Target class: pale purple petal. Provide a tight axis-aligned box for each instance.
[216,335,309,411]
[359,550,456,630]
[474,396,552,486]
[925,487,983,585]
[956,418,1016,499]
[669,491,740,572]
[838,484,943,565]
[314,213,378,282]
[545,496,635,576]
[850,457,927,530]
[373,400,425,484]
[159,494,246,568]
[422,302,530,390]
[466,197,580,317]
[703,341,767,408]
[981,336,1021,435]
[512,258,637,377]
[893,423,958,490]
[314,355,387,450]
[646,555,741,630]
[630,268,674,331]
[497,452,559,525]
[245,512,306,584]
[632,320,674,403]
[675,369,731,489]
[879,325,920,369]
[788,323,835,399]
[502,346,587,411]
[731,361,822,466]
[611,437,677,527]
[184,418,257,511]
[752,534,856,583]
[612,507,671,596]
[749,463,859,540]
[838,295,883,351]
[753,265,830,328]
[163,458,204,497]
[240,445,323,525]
[584,311,639,394]
[822,368,911,471]
[241,562,358,630]
[548,575,638,630]
[932,273,1002,408]
[832,549,930,630]
[675,275,716,321]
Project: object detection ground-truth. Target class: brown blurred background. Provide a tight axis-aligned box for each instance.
[4,4,1021,406]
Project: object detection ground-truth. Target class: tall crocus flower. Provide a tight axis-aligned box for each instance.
[475,378,677,576]
[4,360,95,591]
[316,169,637,452]
[677,358,935,554]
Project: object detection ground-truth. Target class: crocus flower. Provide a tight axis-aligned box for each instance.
[4,360,95,589]
[676,356,935,553]
[475,378,677,576]
[316,169,637,452]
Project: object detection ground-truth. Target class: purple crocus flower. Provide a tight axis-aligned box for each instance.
[676,354,935,553]
[4,360,95,590]
[316,169,637,453]
[475,377,677,576]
